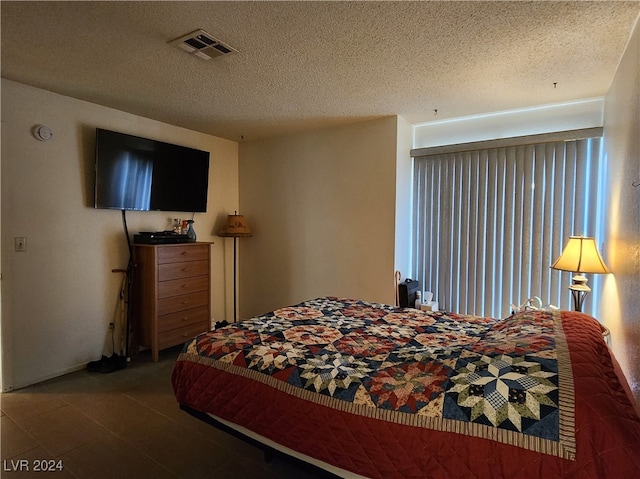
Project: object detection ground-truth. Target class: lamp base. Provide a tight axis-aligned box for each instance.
[569,273,590,312]
[569,288,588,312]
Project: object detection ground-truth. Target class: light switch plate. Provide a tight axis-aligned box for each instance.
[15,237,26,252]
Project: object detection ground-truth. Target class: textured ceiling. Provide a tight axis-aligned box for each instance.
[2,1,639,141]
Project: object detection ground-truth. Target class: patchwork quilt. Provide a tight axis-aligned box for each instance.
[173,297,640,479]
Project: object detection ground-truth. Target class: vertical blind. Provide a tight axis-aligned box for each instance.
[412,134,605,318]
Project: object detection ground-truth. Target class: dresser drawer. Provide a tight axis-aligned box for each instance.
[158,244,209,264]
[158,275,209,299]
[158,290,209,315]
[159,260,208,282]
[157,306,209,333]
[158,321,208,350]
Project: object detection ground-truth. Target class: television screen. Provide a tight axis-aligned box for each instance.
[94,128,210,212]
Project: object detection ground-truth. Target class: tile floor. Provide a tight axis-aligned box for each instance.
[1,347,331,479]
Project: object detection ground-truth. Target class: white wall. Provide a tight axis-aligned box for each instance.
[601,19,640,404]
[238,117,400,318]
[413,98,604,149]
[1,80,239,391]
[394,116,414,282]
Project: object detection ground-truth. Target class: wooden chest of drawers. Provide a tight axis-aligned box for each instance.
[133,243,211,361]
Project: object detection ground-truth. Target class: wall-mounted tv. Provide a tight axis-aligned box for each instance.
[94,128,210,212]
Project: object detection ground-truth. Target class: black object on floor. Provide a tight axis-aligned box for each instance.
[87,354,127,373]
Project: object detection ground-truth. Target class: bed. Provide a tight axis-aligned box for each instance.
[172,297,640,478]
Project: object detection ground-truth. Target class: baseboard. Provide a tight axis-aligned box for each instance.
[2,362,87,393]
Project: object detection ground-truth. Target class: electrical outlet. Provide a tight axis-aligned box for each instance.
[14,237,26,252]
[109,322,115,331]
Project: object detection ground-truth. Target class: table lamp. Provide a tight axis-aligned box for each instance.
[551,236,610,312]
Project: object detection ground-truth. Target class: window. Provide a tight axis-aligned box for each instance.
[411,129,605,318]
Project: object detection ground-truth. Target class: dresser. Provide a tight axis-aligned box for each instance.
[133,243,211,361]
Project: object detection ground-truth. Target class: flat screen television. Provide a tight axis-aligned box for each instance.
[94,128,210,212]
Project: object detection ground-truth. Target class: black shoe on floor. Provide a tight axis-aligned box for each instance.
[87,354,127,373]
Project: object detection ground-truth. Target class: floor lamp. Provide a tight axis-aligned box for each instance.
[551,236,610,312]
[218,212,252,322]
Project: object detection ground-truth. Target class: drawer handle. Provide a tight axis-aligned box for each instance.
[182,300,190,304]
[180,251,188,255]
[182,316,189,322]
[182,283,190,288]
[182,333,188,337]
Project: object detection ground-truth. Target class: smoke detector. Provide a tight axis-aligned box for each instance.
[169,29,238,60]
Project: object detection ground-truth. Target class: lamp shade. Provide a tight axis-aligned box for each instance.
[218,213,252,237]
[551,236,610,274]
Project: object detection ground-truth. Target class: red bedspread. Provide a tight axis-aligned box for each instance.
[172,298,640,478]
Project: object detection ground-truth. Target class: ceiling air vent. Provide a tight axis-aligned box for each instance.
[169,29,238,60]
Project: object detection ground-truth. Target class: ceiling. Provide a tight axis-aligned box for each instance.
[2,1,639,142]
